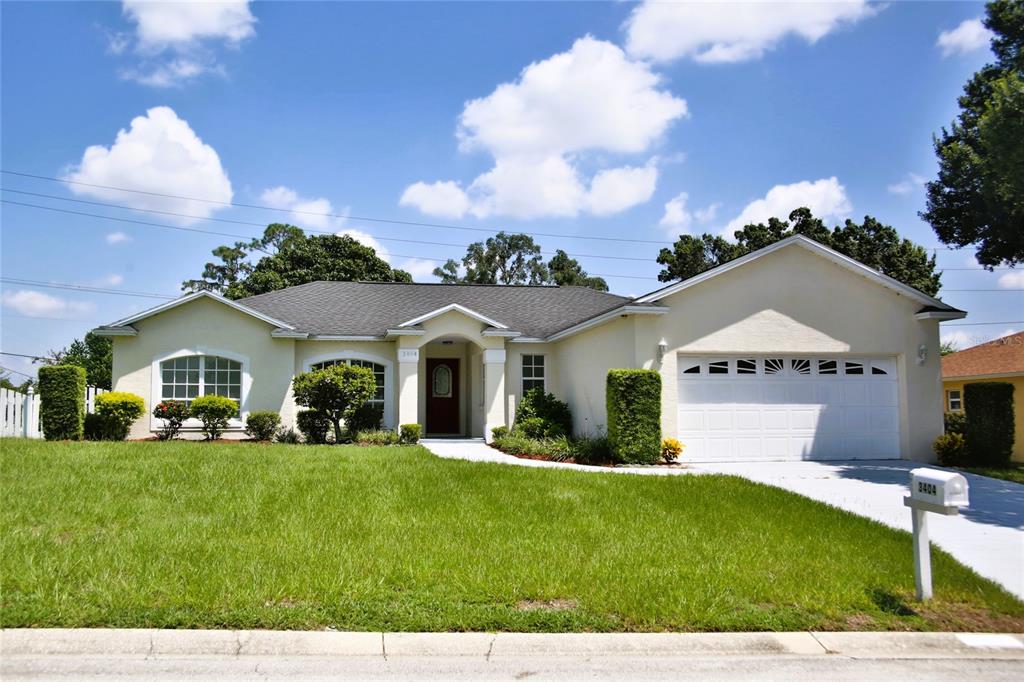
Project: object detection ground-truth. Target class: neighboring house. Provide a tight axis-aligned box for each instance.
[941,331,1024,462]
[95,236,964,462]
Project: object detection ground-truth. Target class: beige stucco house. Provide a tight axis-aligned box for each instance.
[95,236,965,462]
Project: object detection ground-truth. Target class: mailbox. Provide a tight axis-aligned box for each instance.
[909,468,969,508]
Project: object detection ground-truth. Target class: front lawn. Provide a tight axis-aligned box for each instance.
[959,463,1024,485]
[2,439,1021,632]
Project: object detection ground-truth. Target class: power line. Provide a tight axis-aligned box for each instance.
[1,188,657,264]
[1,169,674,246]
[0,351,46,360]
[2,313,105,324]
[0,277,175,300]
[0,364,33,379]
[942,320,1024,326]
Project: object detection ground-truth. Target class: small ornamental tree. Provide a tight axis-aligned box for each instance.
[292,364,377,443]
[153,400,190,440]
[189,395,238,440]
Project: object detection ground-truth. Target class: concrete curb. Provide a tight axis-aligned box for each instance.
[2,630,1023,659]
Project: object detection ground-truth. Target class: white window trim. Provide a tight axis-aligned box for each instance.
[303,350,395,428]
[150,347,252,433]
[947,389,963,412]
[521,353,547,396]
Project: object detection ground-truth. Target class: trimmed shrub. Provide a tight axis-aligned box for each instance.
[606,369,661,464]
[514,416,564,439]
[934,432,967,467]
[964,382,1015,466]
[84,413,120,441]
[515,388,572,437]
[93,392,145,441]
[661,437,683,463]
[347,402,384,435]
[493,433,573,461]
[571,436,614,465]
[189,395,238,440]
[292,364,377,444]
[399,423,421,445]
[245,411,281,441]
[944,411,966,435]
[275,428,301,444]
[491,425,510,441]
[38,365,86,440]
[296,410,331,444]
[153,400,190,440]
[356,429,400,446]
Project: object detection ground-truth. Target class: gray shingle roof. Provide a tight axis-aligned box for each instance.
[238,281,634,338]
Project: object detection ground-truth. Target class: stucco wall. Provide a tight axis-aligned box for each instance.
[111,297,296,439]
[943,376,1024,462]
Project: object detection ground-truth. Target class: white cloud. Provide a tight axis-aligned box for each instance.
[401,37,686,219]
[337,228,386,258]
[624,0,878,64]
[723,177,852,236]
[64,106,233,224]
[887,173,926,195]
[937,18,993,57]
[83,274,124,288]
[122,0,256,52]
[942,326,1022,350]
[105,231,131,244]
[997,270,1024,289]
[2,290,96,319]
[399,258,440,281]
[660,193,721,234]
[259,186,347,230]
[116,1,256,87]
[399,181,471,219]
[335,228,436,281]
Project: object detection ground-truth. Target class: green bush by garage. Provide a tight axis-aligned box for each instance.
[606,369,661,464]
[964,382,1016,466]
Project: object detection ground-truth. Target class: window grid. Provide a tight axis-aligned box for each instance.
[160,355,241,412]
[522,354,545,394]
[947,390,963,412]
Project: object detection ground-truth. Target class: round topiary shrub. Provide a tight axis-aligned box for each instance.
[189,395,238,440]
[296,410,331,444]
[93,392,145,441]
[245,411,281,441]
[399,423,421,445]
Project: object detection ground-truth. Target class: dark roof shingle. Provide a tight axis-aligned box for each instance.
[238,281,633,338]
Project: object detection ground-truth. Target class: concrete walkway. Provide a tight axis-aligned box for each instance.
[420,440,1024,599]
[3,629,1022,681]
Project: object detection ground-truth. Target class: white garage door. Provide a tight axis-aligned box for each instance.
[677,356,900,462]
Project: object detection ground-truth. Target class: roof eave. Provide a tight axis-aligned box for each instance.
[99,291,297,331]
[397,303,509,329]
[91,326,138,337]
[915,309,968,321]
[545,305,669,342]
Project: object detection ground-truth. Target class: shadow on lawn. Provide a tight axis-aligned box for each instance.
[832,460,1024,531]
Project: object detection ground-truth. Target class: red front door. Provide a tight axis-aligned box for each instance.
[426,358,460,435]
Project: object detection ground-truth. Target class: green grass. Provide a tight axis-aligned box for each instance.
[959,463,1024,485]
[2,439,1021,632]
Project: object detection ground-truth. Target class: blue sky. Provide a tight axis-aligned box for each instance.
[2,1,1020,381]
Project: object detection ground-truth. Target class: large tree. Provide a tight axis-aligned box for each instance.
[546,250,608,291]
[45,332,113,389]
[923,0,1024,267]
[657,208,942,297]
[433,232,608,290]
[184,224,411,299]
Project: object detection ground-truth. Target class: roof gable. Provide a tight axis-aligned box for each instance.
[397,303,509,329]
[93,291,296,337]
[633,235,964,316]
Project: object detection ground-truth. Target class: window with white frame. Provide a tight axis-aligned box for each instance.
[312,359,386,407]
[160,355,241,413]
[522,354,545,394]
[947,389,963,412]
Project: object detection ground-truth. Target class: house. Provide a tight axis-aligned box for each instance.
[941,331,1023,462]
[95,235,965,461]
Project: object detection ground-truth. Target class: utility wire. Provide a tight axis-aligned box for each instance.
[942,320,1024,326]
[1,169,674,245]
[1,188,657,263]
[0,364,33,379]
[0,351,47,360]
[0,277,175,300]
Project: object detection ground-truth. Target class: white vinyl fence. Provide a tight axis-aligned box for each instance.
[1,386,108,439]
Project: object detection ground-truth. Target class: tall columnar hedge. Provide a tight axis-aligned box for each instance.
[964,382,1016,466]
[606,369,661,464]
[38,365,87,441]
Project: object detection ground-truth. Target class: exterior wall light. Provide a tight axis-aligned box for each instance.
[916,343,928,365]
[657,340,668,363]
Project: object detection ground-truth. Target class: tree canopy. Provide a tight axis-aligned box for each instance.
[184,224,411,299]
[45,332,113,390]
[433,232,608,291]
[657,207,942,297]
[923,0,1024,267]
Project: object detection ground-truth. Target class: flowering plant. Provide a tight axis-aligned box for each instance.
[153,400,190,440]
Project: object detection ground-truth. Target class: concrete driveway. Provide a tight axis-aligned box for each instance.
[689,460,1024,599]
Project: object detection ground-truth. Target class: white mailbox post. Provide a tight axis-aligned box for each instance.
[904,468,970,600]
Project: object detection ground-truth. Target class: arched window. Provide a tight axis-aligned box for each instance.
[159,355,241,412]
[312,358,386,408]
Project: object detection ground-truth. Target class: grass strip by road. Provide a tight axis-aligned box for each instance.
[2,439,1021,632]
